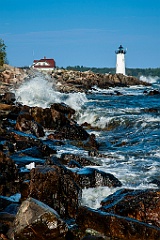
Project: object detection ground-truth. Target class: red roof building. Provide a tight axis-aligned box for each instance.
[32,57,56,71]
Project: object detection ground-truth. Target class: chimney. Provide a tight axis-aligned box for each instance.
[44,56,46,59]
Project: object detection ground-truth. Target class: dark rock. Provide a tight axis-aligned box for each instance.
[143,107,159,113]
[25,165,81,218]
[60,153,100,167]
[147,89,160,95]
[67,167,122,189]
[15,111,45,137]
[76,206,160,240]
[100,188,160,228]
[1,92,15,104]
[9,132,41,151]
[0,212,15,235]
[0,151,19,196]
[51,102,75,118]
[60,123,89,140]
[68,160,83,168]
[7,197,68,240]
[30,106,69,129]
[16,145,56,159]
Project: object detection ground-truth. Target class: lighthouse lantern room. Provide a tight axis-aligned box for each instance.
[115,45,126,75]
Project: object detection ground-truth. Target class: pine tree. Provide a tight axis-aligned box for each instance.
[0,39,7,66]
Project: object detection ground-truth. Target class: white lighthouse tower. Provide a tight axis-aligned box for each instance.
[115,45,127,75]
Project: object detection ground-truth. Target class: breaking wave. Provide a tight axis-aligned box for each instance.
[15,74,87,111]
[140,75,159,84]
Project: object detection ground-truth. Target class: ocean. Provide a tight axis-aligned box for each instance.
[14,73,160,209]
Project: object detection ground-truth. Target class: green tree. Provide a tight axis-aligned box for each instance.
[0,39,7,66]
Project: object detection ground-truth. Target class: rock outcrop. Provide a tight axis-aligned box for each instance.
[76,205,160,240]
[0,65,27,94]
[51,69,150,93]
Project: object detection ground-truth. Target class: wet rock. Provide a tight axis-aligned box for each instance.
[8,197,68,240]
[67,167,122,189]
[0,151,19,196]
[25,165,81,218]
[100,188,160,228]
[147,89,160,95]
[1,92,16,104]
[16,144,56,159]
[60,153,100,167]
[143,108,159,113]
[9,132,41,151]
[58,123,89,141]
[76,206,160,240]
[15,111,45,137]
[51,102,75,118]
[30,106,69,129]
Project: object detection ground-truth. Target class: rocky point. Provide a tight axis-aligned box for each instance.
[0,65,159,240]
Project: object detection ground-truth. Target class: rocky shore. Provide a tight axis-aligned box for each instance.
[51,69,150,93]
[0,65,152,95]
[0,66,160,239]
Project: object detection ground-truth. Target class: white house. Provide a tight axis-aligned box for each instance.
[32,57,56,71]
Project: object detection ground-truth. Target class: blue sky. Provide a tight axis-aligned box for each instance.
[0,0,160,68]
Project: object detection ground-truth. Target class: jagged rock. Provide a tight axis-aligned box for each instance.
[67,167,122,189]
[15,110,45,137]
[60,153,100,167]
[24,165,81,218]
[57,123,89,140]
[0,151,19,196]
[15,145,56,159]
[51,103,75,118]
[1,92,15,104]
[30,106,69,129]
[9,132,42,151]
[100,188,160,228]
[52,69,150,93]
[76,206,160,240]
[7,197,68,240]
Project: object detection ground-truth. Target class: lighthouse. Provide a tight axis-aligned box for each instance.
[115,45,127,75]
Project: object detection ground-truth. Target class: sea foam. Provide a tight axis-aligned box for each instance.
[15,74,88,110]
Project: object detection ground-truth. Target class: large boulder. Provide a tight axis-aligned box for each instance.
[51,103,75,118]
[8,197,68,240]
[29,106,69,129]
[67,167,122,189]
[100,188,160,228]
[76,206,160,240]
[23,165,81,219]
